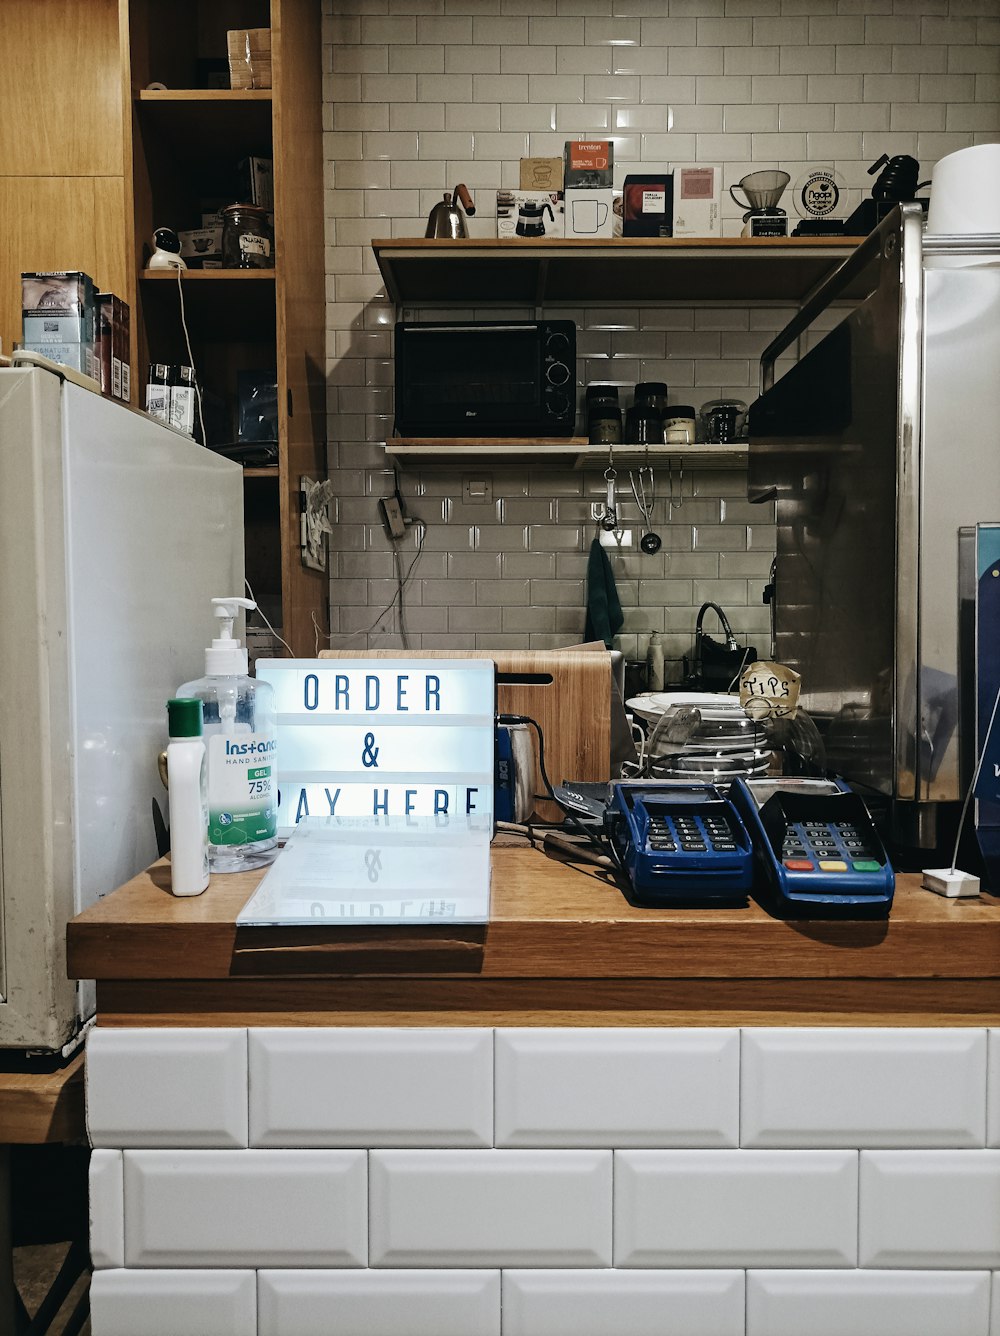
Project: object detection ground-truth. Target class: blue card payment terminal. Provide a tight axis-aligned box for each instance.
[728,776,895,918]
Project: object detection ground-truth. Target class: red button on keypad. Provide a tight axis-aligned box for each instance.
[783,859,815,871]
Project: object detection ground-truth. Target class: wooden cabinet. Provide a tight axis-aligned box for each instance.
[0,0,130,361]
[125,0,328,654]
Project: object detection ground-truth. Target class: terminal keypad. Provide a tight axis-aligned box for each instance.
[647,812,739,855]
[780,819,881,873]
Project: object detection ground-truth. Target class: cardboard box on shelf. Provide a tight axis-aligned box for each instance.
[623,174,673,237]
[178,227,223,263]
[564,188,616,239]
[564,140,614,189]
[21,342,94,377]
[22,271,96,380]
[237,156,274,211]
[496,191,565,239]
[227,27,271,89]
[519,157,564,192]
[671,164,722,237]
[96,294,131,402]
[22,271,95,325]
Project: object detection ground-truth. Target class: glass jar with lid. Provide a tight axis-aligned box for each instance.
[701,398,747,444]
[221,204,274,269]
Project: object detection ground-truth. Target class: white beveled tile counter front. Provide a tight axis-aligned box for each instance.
[70,851,1000,1335]
[85,1025,1000,1336]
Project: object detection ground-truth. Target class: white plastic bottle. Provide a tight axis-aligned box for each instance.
[176,596,278,872]
[646,631,665,692]
[166,697,210,897]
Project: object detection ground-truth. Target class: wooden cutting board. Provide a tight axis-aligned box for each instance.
[318,648,612,821]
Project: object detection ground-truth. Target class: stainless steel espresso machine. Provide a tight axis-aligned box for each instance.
[747,203,1000,850]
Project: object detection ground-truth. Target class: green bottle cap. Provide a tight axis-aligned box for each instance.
[167,697,204,738]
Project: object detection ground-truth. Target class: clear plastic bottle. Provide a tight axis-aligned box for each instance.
[176,596,278,872]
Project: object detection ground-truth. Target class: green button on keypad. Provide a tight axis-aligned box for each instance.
[852,860,881,872]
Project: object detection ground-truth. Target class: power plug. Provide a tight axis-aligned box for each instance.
[378,494,407,540]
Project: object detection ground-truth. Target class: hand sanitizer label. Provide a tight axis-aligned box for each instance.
[207,733,277,845]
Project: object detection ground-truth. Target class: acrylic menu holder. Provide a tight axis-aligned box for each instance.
[236,813,491,926]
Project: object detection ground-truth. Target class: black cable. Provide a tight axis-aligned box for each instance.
[497,711,616,863]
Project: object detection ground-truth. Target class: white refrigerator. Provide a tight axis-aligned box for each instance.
[0,363,245,1051]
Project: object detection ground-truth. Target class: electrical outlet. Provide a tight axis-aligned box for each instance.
[378,495,406,540]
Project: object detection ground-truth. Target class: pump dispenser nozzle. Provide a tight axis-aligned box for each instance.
[206,596,255,675]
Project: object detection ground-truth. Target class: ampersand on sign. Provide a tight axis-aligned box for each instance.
[361,732,380,767]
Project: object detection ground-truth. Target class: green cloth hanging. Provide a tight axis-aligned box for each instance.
[584,537,624,649]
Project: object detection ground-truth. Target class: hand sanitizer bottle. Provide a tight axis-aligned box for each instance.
[165,698,210,897]
[177,597,278,872]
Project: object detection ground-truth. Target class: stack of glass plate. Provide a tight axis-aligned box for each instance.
[625,690,771,784]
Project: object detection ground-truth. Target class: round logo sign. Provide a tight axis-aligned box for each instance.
[793,167,845,220]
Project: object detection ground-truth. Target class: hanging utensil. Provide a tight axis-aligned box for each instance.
[601,464,618,530]
[629,446,661,554]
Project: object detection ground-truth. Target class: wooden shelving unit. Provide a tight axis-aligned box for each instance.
[374,235,863,469]
[125,0,328,654]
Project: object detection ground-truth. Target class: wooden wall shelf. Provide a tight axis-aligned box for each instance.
[372,236,865,308]
[139,270,276,337]
[385,439,748,469]
[136,90,273,160]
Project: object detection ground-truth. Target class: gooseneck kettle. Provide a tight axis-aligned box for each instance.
[425,184,476,239]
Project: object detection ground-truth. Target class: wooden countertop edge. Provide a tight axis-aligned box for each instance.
[66,851,1000,982]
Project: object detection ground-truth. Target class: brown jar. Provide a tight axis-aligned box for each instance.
[221,204,274,269]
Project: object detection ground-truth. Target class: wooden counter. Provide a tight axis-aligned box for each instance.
[67,850,1000,1029]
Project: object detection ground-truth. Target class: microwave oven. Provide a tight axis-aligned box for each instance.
[394,320,577,437]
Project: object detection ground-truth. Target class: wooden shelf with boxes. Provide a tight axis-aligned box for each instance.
[372,236,864,308]
[124,0,328,655]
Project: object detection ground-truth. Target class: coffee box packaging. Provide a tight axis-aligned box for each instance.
[496,190,565,239]
[623,174,674,237]
[237,156,274,211]
[178,227,223,262]
[564,140,614,190]
[564,188,616,239]
[671,164,722,237]
[519,157,564,192]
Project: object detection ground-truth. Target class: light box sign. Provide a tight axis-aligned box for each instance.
[255,659,496,833]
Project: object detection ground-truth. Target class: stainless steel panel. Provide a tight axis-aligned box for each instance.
[749,207,1000,823]
[919,257,1000,801]
[749,212,907,797]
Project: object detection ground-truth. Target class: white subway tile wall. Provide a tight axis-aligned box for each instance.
[86,1025,1000,1335]
[322,0,999,666]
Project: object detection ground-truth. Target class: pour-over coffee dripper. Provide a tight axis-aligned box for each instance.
[729,170,791,236]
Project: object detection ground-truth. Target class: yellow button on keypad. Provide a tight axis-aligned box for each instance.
[818,859,848,872]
